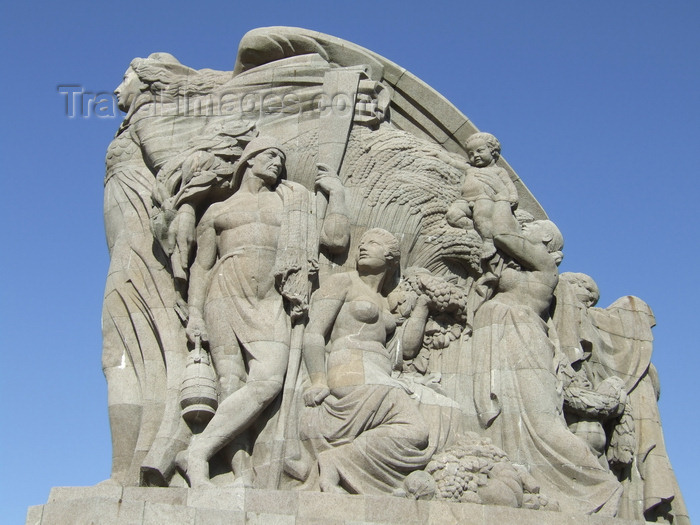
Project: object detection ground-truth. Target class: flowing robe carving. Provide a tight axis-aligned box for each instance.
[552,281,689,524]
[103,116,185,485]
[470,228,622,515]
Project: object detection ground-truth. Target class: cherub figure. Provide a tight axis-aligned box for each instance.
[446,132,520,263]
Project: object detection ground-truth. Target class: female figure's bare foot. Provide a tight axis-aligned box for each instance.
[318,454,345,493]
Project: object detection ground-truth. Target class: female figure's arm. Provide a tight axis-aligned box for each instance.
[400,295,431,360]
[302,274,348,406]
[493,232,557,274]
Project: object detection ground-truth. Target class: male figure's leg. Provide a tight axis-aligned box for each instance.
[184,341,289,487]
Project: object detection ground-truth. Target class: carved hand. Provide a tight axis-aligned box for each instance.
[303,385,330,407]
[175,207,196,271]
[315,163,343,195]
[185,314,208,345]
[414,292,433,312]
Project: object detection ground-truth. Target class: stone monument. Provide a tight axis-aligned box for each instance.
[28,27,688,524]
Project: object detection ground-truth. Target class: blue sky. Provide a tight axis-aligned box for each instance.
[1,1,698,522]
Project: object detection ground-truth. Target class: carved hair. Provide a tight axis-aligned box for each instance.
[465,132,501,161]
[129,53,232,97]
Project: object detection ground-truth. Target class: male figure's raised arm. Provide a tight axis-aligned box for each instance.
[315,163,350,253]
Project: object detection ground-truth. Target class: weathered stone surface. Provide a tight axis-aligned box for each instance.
[31,25,688,525]
[143,501,196,525]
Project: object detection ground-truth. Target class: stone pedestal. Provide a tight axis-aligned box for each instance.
[27,486,650,525]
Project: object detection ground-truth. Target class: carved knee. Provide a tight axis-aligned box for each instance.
[248,377,284,406]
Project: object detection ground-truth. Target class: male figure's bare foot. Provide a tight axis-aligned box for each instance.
[176,449,215,488]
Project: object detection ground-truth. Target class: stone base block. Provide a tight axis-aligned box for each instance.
[27,486,650,525]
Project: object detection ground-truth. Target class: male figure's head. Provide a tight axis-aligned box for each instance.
[248,148,285,185]
[233,135,287,190]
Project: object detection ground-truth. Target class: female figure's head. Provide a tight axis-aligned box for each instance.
[114,66,148,112]
[357,228,400,269]
[522,219,564,265]
[561,272,600,307]
[357,228,401,293]
[115,52,231,111]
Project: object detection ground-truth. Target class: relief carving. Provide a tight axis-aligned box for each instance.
[100,26,688,523]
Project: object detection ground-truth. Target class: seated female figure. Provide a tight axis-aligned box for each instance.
[300,228,434,495]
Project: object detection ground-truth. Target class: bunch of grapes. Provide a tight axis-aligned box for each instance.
[394,268,468,351]
[425,433,557,510]
[426,433,518,504]
[428,441,498,502]
[428,458,492,503]
[424,316,464,350]
[429,458,474,502]
[404,270,467,314]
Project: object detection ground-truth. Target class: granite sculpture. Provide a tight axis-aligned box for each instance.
[96,26,687,523]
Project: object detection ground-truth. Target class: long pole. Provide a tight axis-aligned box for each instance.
[267,69,362,489]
